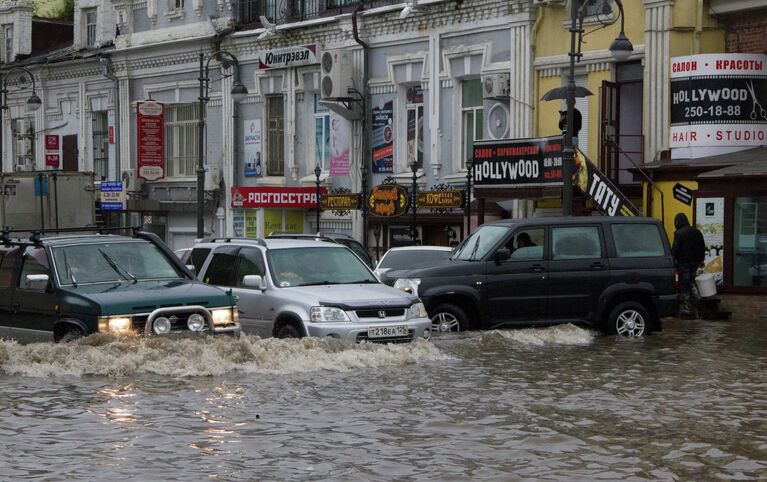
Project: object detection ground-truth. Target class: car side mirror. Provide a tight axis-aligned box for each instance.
[186,264,196,277]
[494,248,511,264]
[242,274,266,291]
[26,273,50,291]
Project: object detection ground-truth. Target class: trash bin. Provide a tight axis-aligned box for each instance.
[695,273,717,298]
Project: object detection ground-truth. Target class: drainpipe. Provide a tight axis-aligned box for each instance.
[100,56,120,181]
[694,0,704,54]
[352,5,369,249]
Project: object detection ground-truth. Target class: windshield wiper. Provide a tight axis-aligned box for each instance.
[470,236,481,261]
[62,251,77,288]
[98,249,137,284]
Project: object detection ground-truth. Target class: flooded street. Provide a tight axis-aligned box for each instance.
[1,320,766,481]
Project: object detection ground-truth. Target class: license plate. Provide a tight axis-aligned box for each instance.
[367,325,409,338]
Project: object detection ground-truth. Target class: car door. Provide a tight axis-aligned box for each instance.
[482,227,549,325]
[231,247,273,338]
[547,224,609,319]
[0,245,21,337]
[12,246,57,338]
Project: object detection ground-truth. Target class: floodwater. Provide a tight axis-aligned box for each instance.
[1,319,766,481]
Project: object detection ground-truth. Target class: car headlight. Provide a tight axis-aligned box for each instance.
[393,278,421,296]
[98,316,133,335]
[407,302,428,320]
[211,308,235,326]
[310,306,350,322]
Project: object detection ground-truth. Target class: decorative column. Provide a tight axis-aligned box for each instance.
[644,0,674,163]
[509,9,536,138]
[119,76,131,172]
[221,66,235,236]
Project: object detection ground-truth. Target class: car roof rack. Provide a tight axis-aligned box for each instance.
[201,237,268,247]
[266,233,342,244]
[1,226,142,245]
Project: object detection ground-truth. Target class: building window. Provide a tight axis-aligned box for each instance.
[733,197,767,287]
[92,112,109,180]
[11,118,34,171]
[462,79,483,170]
[164,104,200,178]
[173,0,185,8]
[406,86,424,169]
[266,95,284,176]
[3,24,12,62]
[577,0,613,18]
[84,9,97,47]
[314,95,330,171]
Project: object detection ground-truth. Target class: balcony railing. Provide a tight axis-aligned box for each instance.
[234,0,400,27]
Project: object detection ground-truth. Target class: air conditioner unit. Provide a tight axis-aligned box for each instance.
[320,49,354,99]
[482,73,510,99]
[204,165,221,191]
[121,169,144,192]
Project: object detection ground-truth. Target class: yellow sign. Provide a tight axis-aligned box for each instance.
[321,193,359,210]
[264,209,282,235]
[284,210,303,234]
[368,184,409,217]
[244,210,258,237]
[417,190,463,209]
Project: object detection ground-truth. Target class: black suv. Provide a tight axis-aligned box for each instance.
[392,217,678,337]
[0,227,239,342]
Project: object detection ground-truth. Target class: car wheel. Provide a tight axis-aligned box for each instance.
[430,304,469,333]
[54,324,85,343]
[276,322,302,339]
[606,301,649,337]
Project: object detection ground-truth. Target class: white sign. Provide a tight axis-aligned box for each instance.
[258,44,318,69]
[670,53,767,149]
[100,181,125,211]
[243,119,262,177]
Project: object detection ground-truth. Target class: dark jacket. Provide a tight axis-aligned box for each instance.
[671,213,706,266]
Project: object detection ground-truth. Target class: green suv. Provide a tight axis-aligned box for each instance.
[0,227,239,342]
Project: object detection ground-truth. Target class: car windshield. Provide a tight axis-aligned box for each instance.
[53,240,182,285]
[451,226,510,261]
[378,249,451,270]
[267,246,378,287]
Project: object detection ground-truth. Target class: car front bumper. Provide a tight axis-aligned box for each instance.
[304,317,432,343]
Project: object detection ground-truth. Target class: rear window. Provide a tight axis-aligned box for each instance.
[611,223,666,258]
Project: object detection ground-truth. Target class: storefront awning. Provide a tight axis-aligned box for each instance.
[699,154,767,180]
[633,147,767,178]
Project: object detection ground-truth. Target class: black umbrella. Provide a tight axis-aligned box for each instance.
[541,85,593,101]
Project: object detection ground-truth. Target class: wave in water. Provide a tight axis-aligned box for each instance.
[477,324,596,347]
[0,334,449,378]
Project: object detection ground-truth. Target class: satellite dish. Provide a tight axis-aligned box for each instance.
[487,103,509,139]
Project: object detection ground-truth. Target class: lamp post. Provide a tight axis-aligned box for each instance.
[562,0,632,216]
[410,160,418,245]
[0,67,42,171]
[465,157,473,237]
[197,51,248,239]
[314,164,322,234]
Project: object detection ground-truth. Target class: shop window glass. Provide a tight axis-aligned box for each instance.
[314,96,330,171]
[406,86,424,169]
[733,197,767,287]
[611,223,665,258]
[462,79,483,170]
[267,95,285,176]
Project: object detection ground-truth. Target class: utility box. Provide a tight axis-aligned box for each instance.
[0,171,96,232]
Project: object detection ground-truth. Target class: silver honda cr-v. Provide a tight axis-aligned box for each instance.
[189,237,432,343]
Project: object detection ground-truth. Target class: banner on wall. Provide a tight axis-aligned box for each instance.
[137,100,165,181]
[473,136,563,186]
[670,53,767,149]
[231,186,328,209]
[573,149,640,216]
[45,134,60,168]
[696,197,724,285]
[244,119,263,177]
[244,210,258,238]
[371,94,394,173]
[258,44,318,69]
[330,112,350,176]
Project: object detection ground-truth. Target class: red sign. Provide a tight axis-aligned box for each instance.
[108,126,115,144]
[137,100,165,181]
[231,186,328,209]
[45,135,59,150]
[45,154,60,167]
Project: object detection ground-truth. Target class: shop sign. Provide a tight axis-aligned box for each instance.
[473,136,563,186]
[673,183,694,205]
[670,53,767,149]
[371,94,394,173]
[417,190,463,209]
[244,119,263,177]
[330,112,351,176]
[231,186,327,209]
[137,100,165,181]
[367,184,409,217]
[45,135,60,168]
[258,44,318,69]
[108,126,115,144]
[695,197,724,285]
[573,149,639,216]
[321,193,360,210]
[100,181,125,211]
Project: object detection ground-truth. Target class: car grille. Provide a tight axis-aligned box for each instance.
[356,329,414,344]
[355,308,406,319]
[132,309,210,333]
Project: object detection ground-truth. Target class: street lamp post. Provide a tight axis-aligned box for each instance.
[410,160,418,245]
[314,164,322,234]
[197,51,248,239]
[0,67,43,171]
[562,0,632,216]
[465,157,473,237]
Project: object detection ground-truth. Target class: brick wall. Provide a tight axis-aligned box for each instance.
[719,294,767,321]
[721,9,767,54]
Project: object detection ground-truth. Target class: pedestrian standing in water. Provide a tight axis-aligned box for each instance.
[671,213,706,315]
